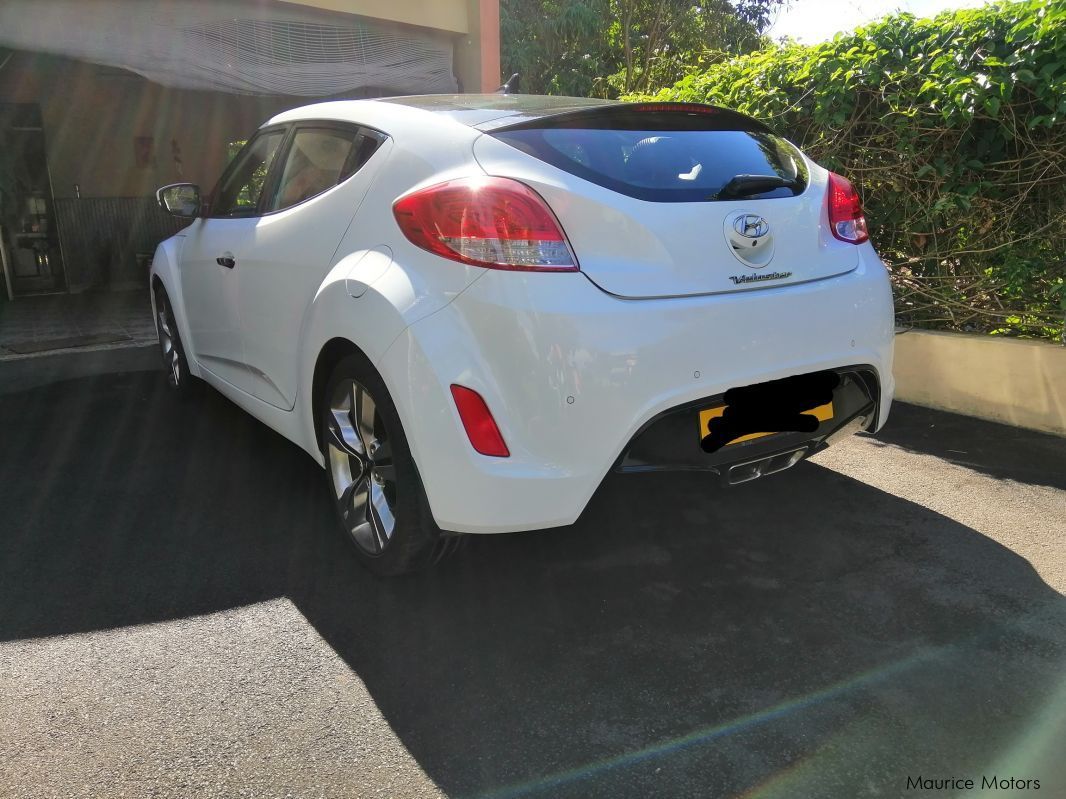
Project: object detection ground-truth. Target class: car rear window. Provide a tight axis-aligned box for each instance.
[491,108,808,203]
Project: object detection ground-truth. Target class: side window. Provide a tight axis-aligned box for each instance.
[211,129,286,217]
[340,129,385,181]
[266,126,384,213]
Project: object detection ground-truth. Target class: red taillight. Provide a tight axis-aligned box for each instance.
[393,176,578,271]
[827,172,869,245]
[450,384,510,457]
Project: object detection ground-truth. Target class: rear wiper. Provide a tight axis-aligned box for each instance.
[716,174,800,200]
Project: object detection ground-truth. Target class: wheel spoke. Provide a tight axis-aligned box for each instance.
[348,482,378,554]
[158,310,172,338]
[367,481,395,549]
[157,303,174,363]
[339,473,368,520]
[330,447,355,499]
[354,384,377,454]
[324,377,400,558]
[327,411,363,459]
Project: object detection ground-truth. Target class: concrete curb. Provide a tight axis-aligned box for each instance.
[893,329,1066,437]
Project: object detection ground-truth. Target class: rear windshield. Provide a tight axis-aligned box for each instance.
[492,122,807,203]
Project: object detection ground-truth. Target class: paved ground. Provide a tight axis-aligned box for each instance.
[0,290,155,360]
[1,345,1064,799]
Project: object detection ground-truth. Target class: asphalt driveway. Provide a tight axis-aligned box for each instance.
[1,346,1064,798]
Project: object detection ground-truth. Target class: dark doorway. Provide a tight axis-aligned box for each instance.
[0,102,65,297]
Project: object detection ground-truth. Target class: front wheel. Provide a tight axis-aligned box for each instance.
[320,353,460,575]
[153,284,199,398]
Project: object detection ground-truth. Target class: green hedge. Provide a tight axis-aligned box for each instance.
[629,0,1066,340]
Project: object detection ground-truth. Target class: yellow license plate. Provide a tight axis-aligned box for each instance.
[698,401,834,446]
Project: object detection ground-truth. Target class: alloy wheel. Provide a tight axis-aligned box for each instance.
[325,378,398,555]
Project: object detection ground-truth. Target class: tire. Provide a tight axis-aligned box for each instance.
[319,352,460,576]
[153,284,200,398]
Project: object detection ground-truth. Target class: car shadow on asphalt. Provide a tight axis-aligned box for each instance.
[867,402,1066,491]
[1,369,1064,798]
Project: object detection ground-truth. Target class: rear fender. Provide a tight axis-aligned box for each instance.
[293,250,431,465]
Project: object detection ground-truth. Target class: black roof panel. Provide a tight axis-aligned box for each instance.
[374,93,618,130]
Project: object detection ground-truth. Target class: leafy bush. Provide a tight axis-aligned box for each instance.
[630,0,1066,340]
[500,0,782,97]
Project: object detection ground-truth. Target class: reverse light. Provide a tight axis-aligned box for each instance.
[393,177,578,271]
[827,172,869,244]
[450,384,510,457]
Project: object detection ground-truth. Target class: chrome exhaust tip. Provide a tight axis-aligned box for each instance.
[727,447,808,485]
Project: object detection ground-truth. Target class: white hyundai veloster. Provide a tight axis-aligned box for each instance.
[152,94,894,575]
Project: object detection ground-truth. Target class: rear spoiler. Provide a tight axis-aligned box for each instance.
[478,101,773,135]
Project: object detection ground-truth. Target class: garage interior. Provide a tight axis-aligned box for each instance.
[0,0,498,355]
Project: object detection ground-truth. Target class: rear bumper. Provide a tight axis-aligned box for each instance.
[617,365,879,482]
[622,366,878,473]
[378,246,894,534]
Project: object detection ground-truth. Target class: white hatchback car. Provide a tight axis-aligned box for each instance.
[152,95,894,575]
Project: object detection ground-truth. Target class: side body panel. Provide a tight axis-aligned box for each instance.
[235,138,394,410]
[156,104,493,466]
[285,107,495,463]
[178,217,256,388]
[152,231,313,448]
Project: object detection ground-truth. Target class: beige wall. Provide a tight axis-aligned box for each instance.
[894,329,1066,436]
[454,0,501,92]
[279,0,500,92]
[0,51,291,200]
[276,0,470,33]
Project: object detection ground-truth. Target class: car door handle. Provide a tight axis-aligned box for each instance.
[216,253,236,269]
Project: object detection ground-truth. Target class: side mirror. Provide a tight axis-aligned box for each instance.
[156,183,202,218]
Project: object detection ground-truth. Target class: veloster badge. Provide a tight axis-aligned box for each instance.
[728,271,793,285]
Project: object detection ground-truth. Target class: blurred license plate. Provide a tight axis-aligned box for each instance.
[698,401,834,446]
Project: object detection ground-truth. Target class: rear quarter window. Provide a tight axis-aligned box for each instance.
[492,116,807,203]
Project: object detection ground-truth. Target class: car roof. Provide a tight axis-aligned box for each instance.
[266,94,766,138]
[373,93,618,130]
[265,94,618,136]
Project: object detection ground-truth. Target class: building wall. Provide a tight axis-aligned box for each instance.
[276,0,470,34]
[0,1,500,294]
[454,0,501,92]
[276,0,501,92]
[0,51,293,291]
[0,51,291,201]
